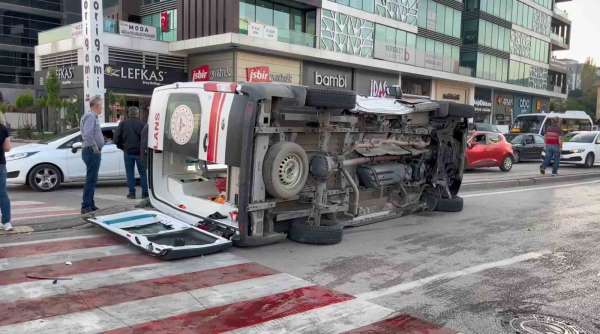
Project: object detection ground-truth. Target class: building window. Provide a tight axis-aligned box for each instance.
[333,0,375,13]
[476,52,508,82]
[374,0,418,25]
[320,10,374,57]
[239,0,316,47]
[141,9,177,41]
[416,0,460,38]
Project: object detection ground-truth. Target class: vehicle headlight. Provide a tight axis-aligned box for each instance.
[6,152,38,161]
[572,149,585,153]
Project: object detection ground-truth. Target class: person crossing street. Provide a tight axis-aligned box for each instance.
[540,117,562,176]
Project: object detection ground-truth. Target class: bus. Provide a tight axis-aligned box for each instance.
[511,111,593,135]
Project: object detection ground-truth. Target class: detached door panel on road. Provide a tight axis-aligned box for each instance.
[99,127,123,178]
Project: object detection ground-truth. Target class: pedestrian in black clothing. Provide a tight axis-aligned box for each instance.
[115,106,148,199]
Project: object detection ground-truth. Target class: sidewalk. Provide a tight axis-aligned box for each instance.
[462,162,600,191]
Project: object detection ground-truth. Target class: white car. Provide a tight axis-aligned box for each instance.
[542,131,600,168]
[6,123,127,191]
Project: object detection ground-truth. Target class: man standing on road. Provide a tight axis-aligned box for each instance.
[540,117,561,176]
[0,117,12,231]
[115,106,148,199]
[81,96,105,214]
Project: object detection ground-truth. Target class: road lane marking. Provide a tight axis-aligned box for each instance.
[462,179,600,198]
[0,234,100,248]
[0,235,119,258]
[228,298,396,334]
[0,262,276,327]
[356,250,552,301]
[0,274,312,334]
[0,252,248,303]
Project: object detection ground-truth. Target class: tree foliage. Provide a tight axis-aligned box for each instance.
[552,57,599,120]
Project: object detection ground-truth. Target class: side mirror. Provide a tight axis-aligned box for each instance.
[71,142,83,153]
[468,142,476,149]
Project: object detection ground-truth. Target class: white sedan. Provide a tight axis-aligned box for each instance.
[542,131,600,168]
[6,123,127,191]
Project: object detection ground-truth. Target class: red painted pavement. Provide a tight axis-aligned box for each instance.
[0,253,160,286]
[0,236,121,259]
[0,262,276,326]
[343,314,458,334]
[105,285,354,334]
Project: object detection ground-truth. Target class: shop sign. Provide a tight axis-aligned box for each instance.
[442,93,461,101]
[374,43,414,64]
[496,95,514,107]
[246,66,271,83]
[81,0,105,118]
[515,96,532,115]
[104,63,186,91]
[248,22,278,41]
[354,69,399,97]
[35,66,84,90]
[303,61,353,90]
[119,21,157,40]
[191,64,233,82]
[474,99,492,113]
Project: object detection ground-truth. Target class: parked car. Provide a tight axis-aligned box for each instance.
[6,123,125,191]
[542,131,600,168]
[466,131,514,172]
[504,133,545,162]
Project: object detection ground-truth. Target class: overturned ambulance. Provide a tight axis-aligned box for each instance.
[138,81,473,248]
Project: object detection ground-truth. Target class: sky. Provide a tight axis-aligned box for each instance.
[553,0,600,64]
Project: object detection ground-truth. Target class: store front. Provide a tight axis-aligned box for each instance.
[534,97,549,113]
[353,69,399,97]
[400,75,431,97]
[493,93,514,126]
[513,95,533,120]
[34,65,84,130]
[189,52,235,82]
[104,62,186,122]
[473,88,492,123]
[432,80,473,104]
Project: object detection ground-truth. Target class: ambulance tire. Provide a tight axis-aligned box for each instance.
[305,88,356,109]
[288,221,344,245]
[435,196,464,212]
[263,142,309,199]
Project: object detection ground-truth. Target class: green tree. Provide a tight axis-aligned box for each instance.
[15,93,34,113]
[37,69,62,132]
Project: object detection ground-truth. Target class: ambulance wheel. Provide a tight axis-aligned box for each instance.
[263,142,309,199]
[288,220,343,245]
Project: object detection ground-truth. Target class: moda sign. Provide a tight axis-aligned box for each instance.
[119,21,157,40]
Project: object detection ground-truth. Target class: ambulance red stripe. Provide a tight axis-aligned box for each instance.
[207,92,225,162]
[0,253,160,286]
[104,285,354,334]
[0,235,120,259]
[341,314,458,334]
[0,262,275,326]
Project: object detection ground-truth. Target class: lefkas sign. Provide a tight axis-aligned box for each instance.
[105,64,167,86]
[81,0,105,120]
[314,72,348,88]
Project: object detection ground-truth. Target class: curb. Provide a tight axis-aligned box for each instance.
[461,172,600,192]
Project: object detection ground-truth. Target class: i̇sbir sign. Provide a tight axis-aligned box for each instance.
[246,66,271,83]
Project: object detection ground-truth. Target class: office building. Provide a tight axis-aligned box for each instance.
[34,0,573,125]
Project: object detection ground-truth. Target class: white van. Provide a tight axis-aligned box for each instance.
[511,111,593,135]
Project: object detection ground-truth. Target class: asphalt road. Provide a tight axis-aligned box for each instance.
[3,174,600,332]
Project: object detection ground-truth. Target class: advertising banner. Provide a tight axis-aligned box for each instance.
[81,0,105,119]
[104,63,186,93]
[119,21,157,40]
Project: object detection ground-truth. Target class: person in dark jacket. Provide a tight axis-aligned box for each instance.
[116,106,148,199]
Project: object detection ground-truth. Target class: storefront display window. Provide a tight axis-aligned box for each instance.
[401,76,431,97]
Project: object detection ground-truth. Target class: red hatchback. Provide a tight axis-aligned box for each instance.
[466,131,515,172]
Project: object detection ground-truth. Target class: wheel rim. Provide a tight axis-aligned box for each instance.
[503,157,512,170]
[34,168,58,190]
[278,153,304,190]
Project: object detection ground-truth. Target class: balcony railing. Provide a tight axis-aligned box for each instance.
[239,19,315,48]
[550,33,568,45]
[553,7,569,19]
